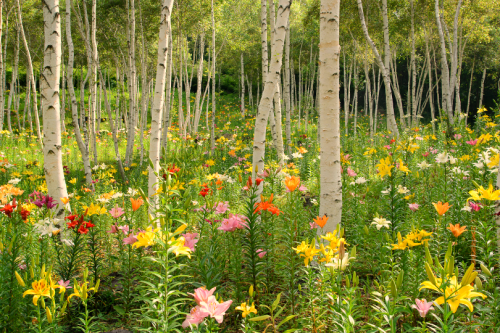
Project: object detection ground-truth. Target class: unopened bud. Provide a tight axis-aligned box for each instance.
[338,240,345,260]
[15,271,25,287]
[46,307,53,323]
[480,263,492,278]
[474,276,483,290]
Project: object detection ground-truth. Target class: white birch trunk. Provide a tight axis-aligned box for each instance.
[125,0,137,165]
[357,0,399,136]
[434,0,454,124]
[285,22,291,155]
[6,29,19,134]
[210,0,216,151]
[274,82,284,165]
[193,32,204,134]
[478,67,486,109]
[465,60,474,126]
[319,0,341,233]
[90,0,98,164]
[148,0,174,212]
[240,53,245,116]
[17,0,42,144]
[42,0,69,216]
[252,0,290,190]
[66,0,92,185]
[261,0,268,82]
[162,31,173,148]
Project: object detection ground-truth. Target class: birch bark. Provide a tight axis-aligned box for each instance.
[193,32,204,133]
[478,68,486,109]
[252,0,290,190]
[66,0,92,185]
[16,0,42,143]
[240,53,245,116]
[42,0,69,216]
[148,0,174,212]
[319,0,341,233]
[357,0,399,136]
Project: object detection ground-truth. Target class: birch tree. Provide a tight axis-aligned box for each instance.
[252,0,290,189]
[148,0,175,212]
[16,0,42,143]
[42,0,69,216]
[66,0,92,185]
[193,32,205,133]
[356,0,399,137]
[240,53,245,116]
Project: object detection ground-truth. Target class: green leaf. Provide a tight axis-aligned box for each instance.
[272,293,282,311]
[249,315,271,322]
[113,305,125,315]
[277,315,297,328]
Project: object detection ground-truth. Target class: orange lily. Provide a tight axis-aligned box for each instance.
[447,223,467,237]
[313,215,328,228]
[60,197,70,205]
[432,201,451,216]
[130,197,144,211]
[285,176,300,192]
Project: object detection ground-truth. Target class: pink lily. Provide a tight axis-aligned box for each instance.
[199,296,232,323]
[182,306,207,328]
[412,298,434,318]
[189,287,216,306]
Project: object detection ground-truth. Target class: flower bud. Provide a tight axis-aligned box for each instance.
[45,307,53,323]
[474,276,483,290]
[15,271,25,287]
[480,263,492,278]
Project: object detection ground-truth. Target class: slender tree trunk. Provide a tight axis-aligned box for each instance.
[252,0,290,191]
[435,0,454,125]
[274,82,285,164]
[0,0,4,133]
[6,28,19,134]
[261,0,268,82]
[389,52,407,129]
[448,0,463,112]
[139,0,148,165]
[17,0,42,143]
[342,49,350,135]
[363,59,373,138]
[90,0,98,164]
[148,0,174,211]
[61,50,67,133]
[125,0,137,165]
[285,22,291,155]
[357,0,399,136]
[100,68,127,181]
[42,0,69,216]
[193,32,205,133]
[353,62,358,136]
[425,29,436,134]
[410,0,417,127]
[66,0,92,185]
[465,59,474,126]
[162,31,173,149]
[478,67,486,109]
[373,66,381,134]
[177,33,184,135]
[319,0,341,233]
[210,0,216,151]
[241,53,245,116]
[247,75,253,114]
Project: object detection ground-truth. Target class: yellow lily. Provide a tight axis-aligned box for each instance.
[23,279,51,306]
[235,302,257,318]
